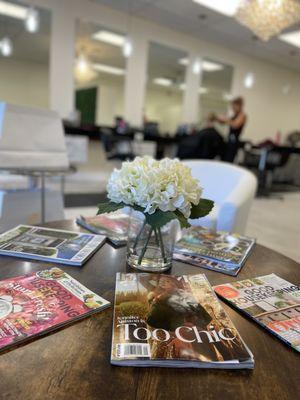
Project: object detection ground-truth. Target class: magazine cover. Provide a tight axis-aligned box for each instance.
[0,225,105,266]
[173,253,242,276]
[111,273,254,368]
[214,274,300,352]
[76,211,133,246]
[175,226,255,265]
[0,267,110,352]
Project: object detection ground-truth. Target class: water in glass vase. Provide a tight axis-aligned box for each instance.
[126,210,178,272]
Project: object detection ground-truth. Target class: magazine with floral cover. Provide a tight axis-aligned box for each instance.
[173,253,242,276]
[111,273,254,368]
[174,226,255,267]
[0,267,110,352]
[76,211,133,246]
[0,225,105,266]
[214,274,300,352]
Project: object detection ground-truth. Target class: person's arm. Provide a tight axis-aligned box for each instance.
[216,113,246,128]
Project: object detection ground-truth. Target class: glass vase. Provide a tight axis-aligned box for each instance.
[126,209,178,272]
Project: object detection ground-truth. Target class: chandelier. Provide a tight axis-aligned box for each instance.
[235,0,300,41]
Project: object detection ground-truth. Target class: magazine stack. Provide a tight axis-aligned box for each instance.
[76,210,134,246]
[174,226,255,276]
[214,274,300,352]
[111,272,254,369]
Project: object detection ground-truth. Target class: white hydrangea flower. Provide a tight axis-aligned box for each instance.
[106,156,202,218]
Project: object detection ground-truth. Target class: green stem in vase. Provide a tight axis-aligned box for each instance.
[138,227,153,265]
[132,219,146,252]
[157,227,167,264]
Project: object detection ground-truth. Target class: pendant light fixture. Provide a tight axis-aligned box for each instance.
[25,7,40,33]
[0,36,13,57]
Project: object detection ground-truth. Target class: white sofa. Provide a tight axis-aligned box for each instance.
[183,160,257,234]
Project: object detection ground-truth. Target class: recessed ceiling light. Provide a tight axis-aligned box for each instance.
[192,0,240,17]
[199,87,208,94]
[202,60,223,72]
[92,63,125,75]
[178,57,189,66]
[92,30,125,47]
[178,57,224,72]
[279,30,300,49]
[153,77,173,87]
[0,0,27,19]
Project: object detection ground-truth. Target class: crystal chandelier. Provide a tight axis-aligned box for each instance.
[235,0,300,41]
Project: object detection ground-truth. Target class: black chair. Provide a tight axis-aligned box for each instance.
[100,128,135,161]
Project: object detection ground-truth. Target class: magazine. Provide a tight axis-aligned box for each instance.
[76,211,132,246]
[173,253,242,276]
[0,267,110,352]
[214,274,300,352]
[111,273,254,368]
[0,225,105,266]
[174,226,255,266]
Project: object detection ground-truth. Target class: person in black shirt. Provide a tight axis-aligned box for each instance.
[217,96,247,163]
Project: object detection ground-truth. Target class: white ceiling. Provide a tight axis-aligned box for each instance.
[94,0,300,73]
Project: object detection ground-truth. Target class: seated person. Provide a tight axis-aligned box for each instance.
[177,113,224,159]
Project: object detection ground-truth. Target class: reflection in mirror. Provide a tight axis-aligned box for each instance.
[200,59,233,132]
[0,3,50,109]
[144,42,187,134]
[74,21,126,126]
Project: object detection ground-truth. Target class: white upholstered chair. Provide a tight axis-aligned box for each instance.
[183,160,257,234]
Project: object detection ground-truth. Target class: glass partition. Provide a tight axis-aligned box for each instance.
[0,3,50,109]
[75,21,126,126]
[144,42,187,134]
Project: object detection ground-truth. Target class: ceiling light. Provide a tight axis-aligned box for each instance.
[244,72,255,88]
[279,30,300,48]
[0,0,27,19]
[153,78,173,87]
[178,58,224,72]
[92,63,125,75]
[92,30,125,47]
[178,57,189,66]
[193,0,240,17]
[199,87,208,94]
[76,54,89,73]
[202,60,224,72]
[122,38,133,58]
[236,0,300,42]
[0,37,13,57]
[25,7,40,33]
[192,58,202,75]
[223,92,233,101]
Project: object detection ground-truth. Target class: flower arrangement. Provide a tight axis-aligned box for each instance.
[97,157,214,269]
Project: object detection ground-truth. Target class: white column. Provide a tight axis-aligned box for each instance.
[124,24,148,127]
[182,54,202,124]
[49,4,75,118]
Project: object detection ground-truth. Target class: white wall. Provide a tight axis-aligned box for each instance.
[14,0,300,142]
[0,58,49,109]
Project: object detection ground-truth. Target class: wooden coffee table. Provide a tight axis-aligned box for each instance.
[0,220,299,400]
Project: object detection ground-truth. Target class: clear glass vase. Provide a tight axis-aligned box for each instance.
[126,209,178,272]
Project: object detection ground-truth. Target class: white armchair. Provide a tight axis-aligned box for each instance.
[183,160,257,234]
